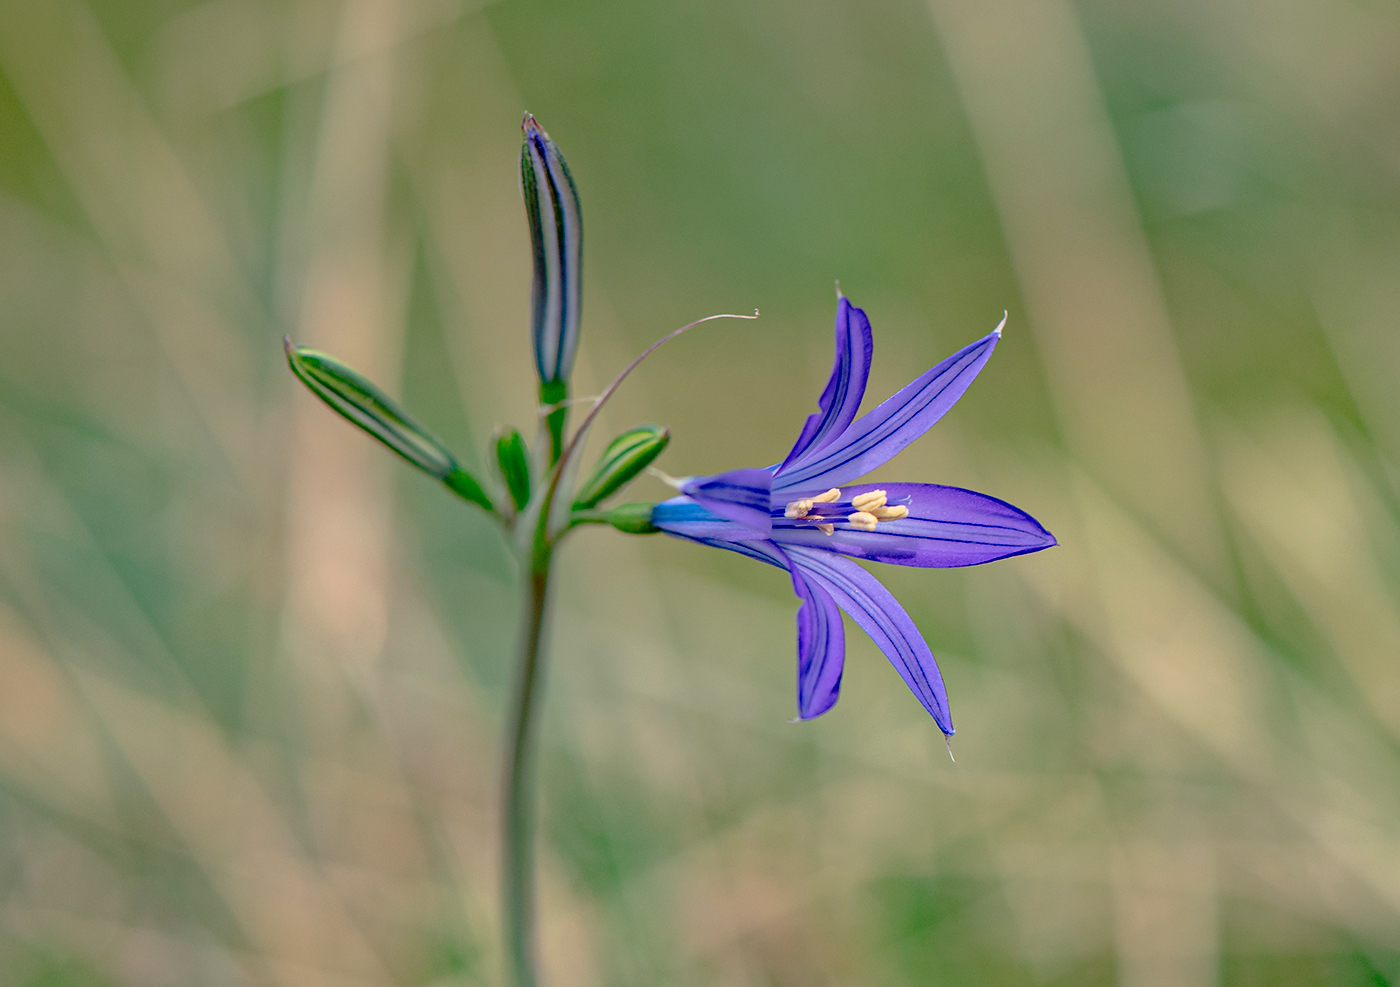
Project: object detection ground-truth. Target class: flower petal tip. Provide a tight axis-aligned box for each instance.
[994,311,1007,337]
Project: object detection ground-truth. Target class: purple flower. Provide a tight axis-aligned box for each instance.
[652,295,1055,734]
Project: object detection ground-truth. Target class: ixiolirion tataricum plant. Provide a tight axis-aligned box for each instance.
[285,112,1055,987]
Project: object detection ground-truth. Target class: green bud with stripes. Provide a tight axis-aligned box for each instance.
[493,426,532,512]
[522,113,582,386]
[573,424,670,509]
[522,113,583,463]
[284,339,493,513]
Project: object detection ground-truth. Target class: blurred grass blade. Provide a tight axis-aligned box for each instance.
[284,339,493,511]
[573,424,669,509]
[494,426,532,511]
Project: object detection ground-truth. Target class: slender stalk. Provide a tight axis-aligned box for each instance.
[498,313,754,984]
[502,553,553,987]
[539,379,568,467]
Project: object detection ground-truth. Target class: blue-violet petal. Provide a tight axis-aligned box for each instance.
[785,546,954,735]
[774,323,1001,491]
[772,482,1055,567]
[676,468,774,536]
[779,296,873,473]
[789,560,846,719]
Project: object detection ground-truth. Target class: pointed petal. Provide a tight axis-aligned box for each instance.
[675,468,774,536]
[789,562,846,719]
[774,321,1002,492]
[784,546,954,734]
[651,495,768,542]
[653,532,846,721]
[779,296,873,473]
[774,482,1055,567]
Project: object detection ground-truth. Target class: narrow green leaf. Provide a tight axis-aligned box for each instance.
[573,424,670,509]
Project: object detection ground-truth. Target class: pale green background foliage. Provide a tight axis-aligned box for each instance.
[1,0,1399,984]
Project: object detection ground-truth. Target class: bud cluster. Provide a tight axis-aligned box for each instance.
[284,114,664,537]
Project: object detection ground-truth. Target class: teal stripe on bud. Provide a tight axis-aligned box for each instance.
[494,426,532,511]
[522,113,582,385]
[284,339,494,513]
[605,502,660,534]
[573,424,670,509]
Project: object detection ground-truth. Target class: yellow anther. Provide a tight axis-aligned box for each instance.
[871,505,909,521]
[851,490,887,512]
[816,523,835,536]
[784,498,815,519]
[812,488,841,503]
[847,511,879,531]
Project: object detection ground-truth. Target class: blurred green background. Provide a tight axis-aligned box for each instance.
[2,0,1400,984]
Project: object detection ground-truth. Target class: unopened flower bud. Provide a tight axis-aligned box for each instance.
[493,426,532,511]
[284,339,493,512]
[573,425,670,509]
[522,113,582,387]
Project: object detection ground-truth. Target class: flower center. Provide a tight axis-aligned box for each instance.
[781,488,909,536]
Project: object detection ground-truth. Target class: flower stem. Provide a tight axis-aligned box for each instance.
[502,551,553,987]
[498,316,755,982]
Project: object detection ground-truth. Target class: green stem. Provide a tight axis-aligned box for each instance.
[540,380,568,466]
[502,550,552,987]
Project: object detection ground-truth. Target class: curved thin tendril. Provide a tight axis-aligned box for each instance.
[565,310,759,466]
[538,310,759,536]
